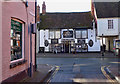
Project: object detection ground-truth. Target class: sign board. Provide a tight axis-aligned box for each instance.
[63,30,73,38]
[89,40,94,47]
[44,40,49,47]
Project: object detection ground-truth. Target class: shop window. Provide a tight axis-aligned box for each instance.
[11,19,24,61]
[51,39,58,44]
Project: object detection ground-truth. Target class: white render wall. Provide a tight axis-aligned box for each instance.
[118,18,120,39]
[97,18,119,36]
[45,30,49,52]
[97,18,118,36]
[88,29,101,52]
[40,30,44,47]
[40,28,101,52]
[40,29,49,52]
[36,29,40,53]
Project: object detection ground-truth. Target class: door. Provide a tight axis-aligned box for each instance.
[108,40,110,52]
[65,41,69,53]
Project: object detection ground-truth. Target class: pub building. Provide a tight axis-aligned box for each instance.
[38,2,100,53]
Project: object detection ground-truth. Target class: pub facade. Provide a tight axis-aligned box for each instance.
[39,12,101,53]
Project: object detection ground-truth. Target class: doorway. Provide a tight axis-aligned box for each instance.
[65,41,69,53]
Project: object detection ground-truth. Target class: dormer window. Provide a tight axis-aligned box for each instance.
[108,20,113,29]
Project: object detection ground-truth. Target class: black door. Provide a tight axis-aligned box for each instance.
[108,40,110,52]
[65,42,69,53]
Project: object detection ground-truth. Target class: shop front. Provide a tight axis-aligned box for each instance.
[61,39,75,53]
[113,39,120,56]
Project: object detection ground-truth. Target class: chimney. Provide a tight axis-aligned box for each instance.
[42,1,46,15]
[37,5,40,22]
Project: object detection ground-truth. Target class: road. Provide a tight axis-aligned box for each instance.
[37,57,119,83]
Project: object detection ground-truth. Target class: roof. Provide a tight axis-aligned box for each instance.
[39,12,93,29]
[94,2,120,18]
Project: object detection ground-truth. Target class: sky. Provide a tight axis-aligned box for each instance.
[37,0,91,13]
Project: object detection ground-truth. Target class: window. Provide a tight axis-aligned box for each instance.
[49,31,54,39]
[76,30,87,39]
[51,39,58,44]
[55,31,60,38]
[82,30,87,38]
[49,29,60,39]
[108,20,113,29]
[11,19,24,61]
[76,31,81,38]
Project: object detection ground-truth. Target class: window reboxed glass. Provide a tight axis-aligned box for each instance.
[82,30,87,38]
[11,19,22,61]
[49,31,54,39]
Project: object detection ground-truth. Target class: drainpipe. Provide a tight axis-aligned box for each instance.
[30,24,32,77]
[35,0,37,71]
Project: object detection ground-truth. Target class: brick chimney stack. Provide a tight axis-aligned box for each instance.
[42,1,46,15]
[37,5,40,22]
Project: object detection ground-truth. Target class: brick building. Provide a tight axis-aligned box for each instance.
[0,0,36,83]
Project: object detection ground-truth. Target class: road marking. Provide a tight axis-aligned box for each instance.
[46,66,60,83]
[101,66,117,84]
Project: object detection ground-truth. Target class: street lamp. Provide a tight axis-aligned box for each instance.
[102,34,104,56]
[44,29,45,56]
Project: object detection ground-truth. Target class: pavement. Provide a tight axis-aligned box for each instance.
[20,64,55,83]
[106,65,120,83]
[19,52,120,83]
[37,52,119,58]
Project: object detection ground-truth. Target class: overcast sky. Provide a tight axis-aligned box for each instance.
[37,0,91,13]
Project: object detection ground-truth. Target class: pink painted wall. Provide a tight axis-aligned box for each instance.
[0,1,2,83]
[2,1,35,81]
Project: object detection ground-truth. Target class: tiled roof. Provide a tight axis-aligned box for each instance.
[39,12,93,29]
[94,2,120,18]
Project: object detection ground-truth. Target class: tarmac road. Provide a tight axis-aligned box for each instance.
[37,57,119,83]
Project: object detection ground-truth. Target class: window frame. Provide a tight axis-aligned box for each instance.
[75,29,88,39]
[108,20,113,29]
[10,18,25,63]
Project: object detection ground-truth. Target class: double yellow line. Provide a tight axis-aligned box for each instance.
[46,66,60,83]
[101,66,117,84]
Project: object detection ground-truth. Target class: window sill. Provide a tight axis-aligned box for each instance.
[10,59,27,69]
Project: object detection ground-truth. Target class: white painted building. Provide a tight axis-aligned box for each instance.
[92,1,120,51]
[38,12,101,53]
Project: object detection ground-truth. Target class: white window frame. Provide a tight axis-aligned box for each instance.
[49,30,54,39]
[10,18,25,63]
[108,20,113,29]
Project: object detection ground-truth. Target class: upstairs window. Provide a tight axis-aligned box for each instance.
[49,29,60,39]
[76,30,88,39]
[108,20,113,29]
